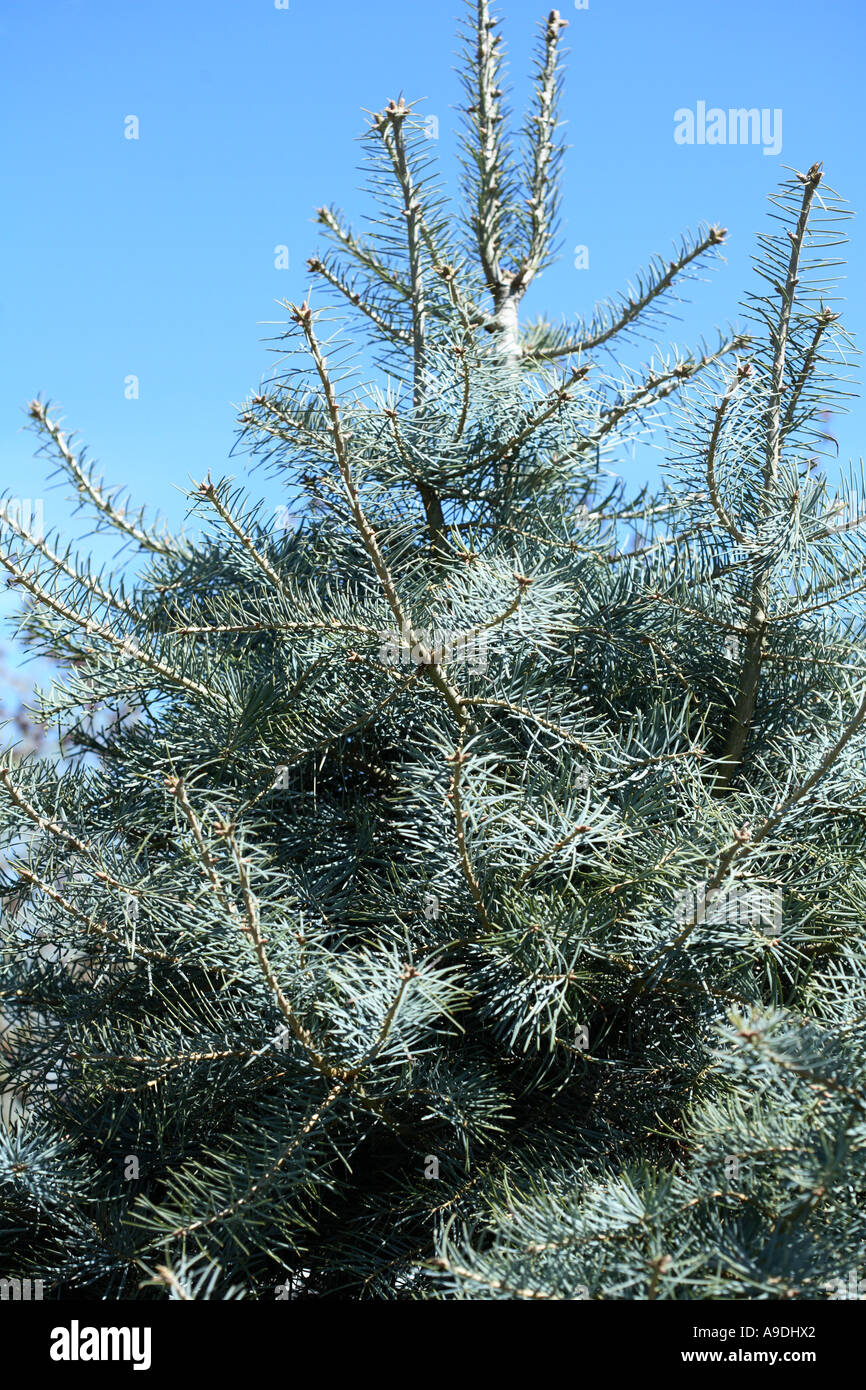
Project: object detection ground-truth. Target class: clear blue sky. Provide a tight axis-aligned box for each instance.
[1,0,864,687]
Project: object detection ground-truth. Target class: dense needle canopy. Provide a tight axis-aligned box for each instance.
[1,2,864,1301]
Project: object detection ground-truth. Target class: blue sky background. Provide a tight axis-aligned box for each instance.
[1,0,864,700]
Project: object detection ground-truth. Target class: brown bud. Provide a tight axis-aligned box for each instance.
[547,9,569,37]
[289,301,313,327]
[797,163,823,187]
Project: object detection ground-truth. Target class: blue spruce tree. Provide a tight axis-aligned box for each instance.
[1,3,863,1301]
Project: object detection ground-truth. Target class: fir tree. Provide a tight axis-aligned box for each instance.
[1,2,864,1301]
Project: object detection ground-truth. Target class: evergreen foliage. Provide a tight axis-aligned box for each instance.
[1,2,864,1301]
